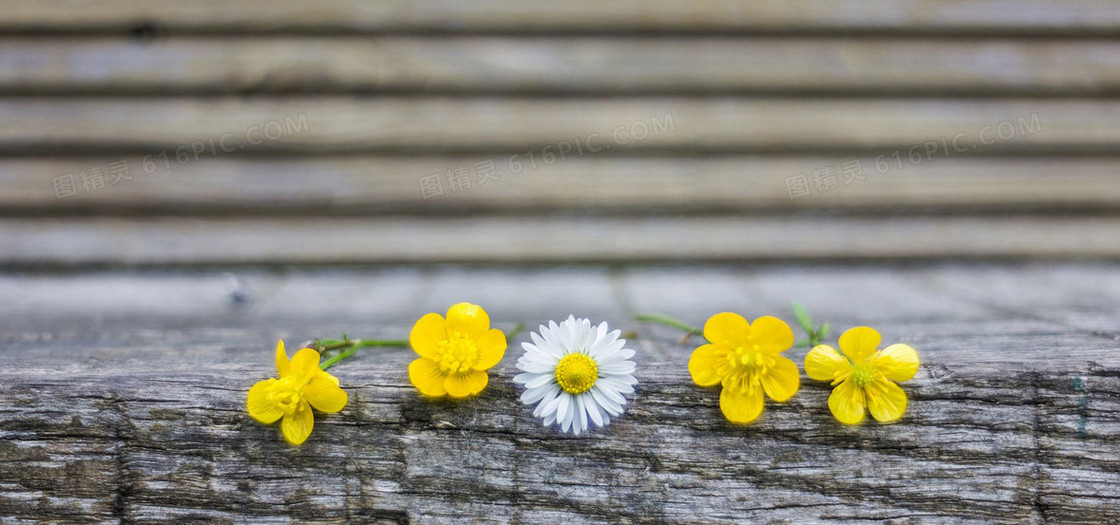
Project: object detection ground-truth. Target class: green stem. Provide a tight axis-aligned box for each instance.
[357,339,409,347]
[317,338,408,371]
[316,339,356,352]
[319,346,359,371]
[315,321,523,372]
[635,314,702,336]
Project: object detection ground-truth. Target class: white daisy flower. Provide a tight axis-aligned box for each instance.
[513,315,638,435]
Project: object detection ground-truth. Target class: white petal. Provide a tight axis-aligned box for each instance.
[536,388,562,418]
[518,356,558,374]
[570,402,581,435]
[590,385,624,415]
[567,394,580,434]
[559,319,578,352]
[585,395,605,427]
[596,347,634,365]
[573,394,582,434]
[598,376,636,395]
[609,374,638,388]
[587,328,619,357]
[559,396,574,433]
[580,395,592,431]
[598,361,637,375]
[522,373,555,389]
[579,319,594,350]
[596,322,609,340]
[556,392,571,425]
[595,382,627,404]
[521,383,558,405]
[513,372,536,385]
[544,321,562,351]
[528,333,563,359]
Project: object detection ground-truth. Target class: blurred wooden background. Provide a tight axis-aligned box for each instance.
[0,0,1118,264]
[3,2,1120,524]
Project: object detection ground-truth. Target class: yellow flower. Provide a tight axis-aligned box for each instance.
[804,326,919,424]
[246,340,349,445]
[688,313,800,424]
[408,302,506,399]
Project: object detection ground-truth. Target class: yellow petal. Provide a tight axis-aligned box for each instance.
[409,358,448,397]
[281,400,314,445]
[749,316,795,353]
[472,328,506,371]
[305,373,348,413]
[246,379,283,424]
[288,348,322,381]
[410,312,447,360]
[865,378,908,423]
[804,345,851,382]
[759,355,800,402]
[444,370,488,398]
[446,302,490,338]
[688,344,730,386]
[719,382,765,424]
[828,379,866,425]
[703,312,749,347]
[838,326,881,364]
[275,340,290,377]
[871,343,920,382]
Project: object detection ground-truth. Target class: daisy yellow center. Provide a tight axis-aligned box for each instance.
[555,353,599,395]
[851,364,875,387]
[270,376,305,414]
[731,342,774,374]
[436,332,479,374]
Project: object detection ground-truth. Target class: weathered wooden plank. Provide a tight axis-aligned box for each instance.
[2,268,1119,523]
[1,0,1118,35]
[5,37,1120,96]
[3,264,1119,522]
[2,216,1120,266]
[4,263,1120,368]
[0,97,1102,154]
[5,156,1120,215]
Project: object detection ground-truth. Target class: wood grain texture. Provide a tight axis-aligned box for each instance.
[0,97,1102,154]
[4,156,1120,215]
[3,215,1120,266]
[2,264,1120,523]
[4,0,1120,522]
[6,37,1120,96]
[2,0,1119,35]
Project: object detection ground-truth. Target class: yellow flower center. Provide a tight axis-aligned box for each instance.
[436,332,480,374]
[851,364,875,387]
[731,343,773,374]
[270,376,305,414]
[555,353,599,394]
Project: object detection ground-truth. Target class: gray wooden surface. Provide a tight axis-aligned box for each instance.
[2,1,1117,263]
[3,264,1120,524]
[3,1,1120,523]
[4,0,1120,34]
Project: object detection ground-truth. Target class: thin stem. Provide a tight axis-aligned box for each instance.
[354,339,409,348]
[505,323,525,340]
[316,337,408,371]
[635,314,702,335]
[319,346,358,371]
